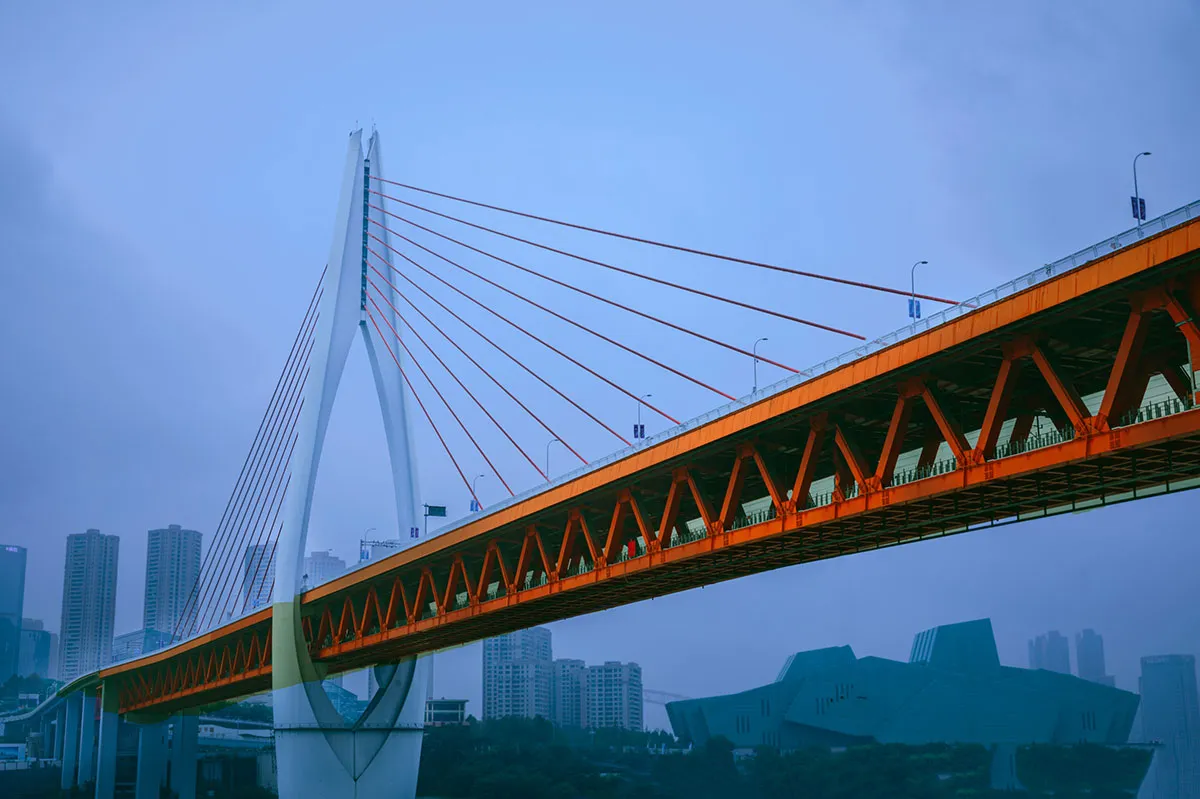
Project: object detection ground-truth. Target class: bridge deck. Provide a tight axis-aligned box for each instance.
[71,204,1200,714]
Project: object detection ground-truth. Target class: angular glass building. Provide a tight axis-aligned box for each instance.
[667,619,1139,751]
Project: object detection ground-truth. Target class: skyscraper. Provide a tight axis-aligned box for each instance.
[585,661,644,731]
[551,659,587,728]
[1075,629,1115,687]
[143,524,202,637]
[242,543,275,611]
[0,545,27,685]
[1028,631,1071,674]
[1140,655,1200,799]
[482,627,553,720]
[303,550,347,588]
[17,619,49,679]
[58,530,119,680]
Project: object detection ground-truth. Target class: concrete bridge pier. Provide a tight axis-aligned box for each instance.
[271,129,430,798]
[95,683,120,799]
[134,720,169,799]
[53,703,65,760]
[59,692,82,790]
[76,688,96,787]
[169,712,199,799]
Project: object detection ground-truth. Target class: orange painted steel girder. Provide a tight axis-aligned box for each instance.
[105,216,1200,714]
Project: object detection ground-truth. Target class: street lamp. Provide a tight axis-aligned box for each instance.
[545,438,562,480]
[752,338,768,394]
[1133,151,1152,229]
[635,393,652,439]
[909,260,928,320]
[470,474,485,512]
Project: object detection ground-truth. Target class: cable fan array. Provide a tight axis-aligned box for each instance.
[174,179,956,639]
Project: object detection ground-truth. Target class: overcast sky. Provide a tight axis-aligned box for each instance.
[2,1,1199,728]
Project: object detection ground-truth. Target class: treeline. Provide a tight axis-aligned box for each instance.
[417,717,1151,799]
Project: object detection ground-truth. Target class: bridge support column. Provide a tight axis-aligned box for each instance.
[169,713,198,799]
[60,693,82,790]
[53,703,65,759]
[135,721,169,799]
[95,684,120,799]
[77,688,96,787]
[272,130,430,799]
[274,658,429,799]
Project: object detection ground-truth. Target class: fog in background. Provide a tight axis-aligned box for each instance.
[2,1,1198,728]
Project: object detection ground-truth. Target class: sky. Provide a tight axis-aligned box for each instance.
[1,0,1199,729]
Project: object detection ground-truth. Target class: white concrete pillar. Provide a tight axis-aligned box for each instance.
[53,704,65,759]
[76,689,97,787]
[169,713,199,799]
[135,721,169,799]
[95,684,120,799]
[60,693,82,790]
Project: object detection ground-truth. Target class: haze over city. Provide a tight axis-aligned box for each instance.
[1,2,1199,798]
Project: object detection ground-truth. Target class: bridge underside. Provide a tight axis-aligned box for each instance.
[102,216,1200,716]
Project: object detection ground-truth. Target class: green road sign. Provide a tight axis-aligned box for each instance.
[425,505,447,518]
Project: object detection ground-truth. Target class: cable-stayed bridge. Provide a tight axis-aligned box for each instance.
[51,130,1200,798]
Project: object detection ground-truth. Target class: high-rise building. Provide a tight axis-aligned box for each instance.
[585,661,644,731]
[1028,631,1071,675]
[17,619,50,679]
[143,524,202,637]
[242,543,275,610]
[482,627,553,720]
[58,530,119,680]
[0,545,27,684]
[47,632,59,680]
[303,550,347,588]
[1075,629,1115,687]
[111,629,172,664]
[551,659,587,729]
[1139,654,1200,799]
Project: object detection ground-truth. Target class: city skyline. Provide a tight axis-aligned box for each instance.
[1,7,1199,787]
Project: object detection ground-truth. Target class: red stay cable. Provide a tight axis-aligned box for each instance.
[368,310,482,509]
[367,238,679,429]
[368,294,515,496]
[220,437,296,622]
[360,205,801,369]
[368,188,865,340]
[367,271,585,467]
[369,176,959,305]
[239,473,292,614]
[367,203,800,373]
[368,280,547,480]
[172,276,323,641]
[367,252,638,445]
[368,224,737,401]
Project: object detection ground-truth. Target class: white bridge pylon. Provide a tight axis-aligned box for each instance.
[272,129,430,799]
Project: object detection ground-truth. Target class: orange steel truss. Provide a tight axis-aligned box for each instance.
[97,216,1200,715]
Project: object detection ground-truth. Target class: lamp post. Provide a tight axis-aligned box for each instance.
[909,260,928,320]
[635,393,652,439]
[752,338,768,394]
[1133,151,1152,229]
[359,527,377,562]
[546,438,562,479]
[470,474,485,512]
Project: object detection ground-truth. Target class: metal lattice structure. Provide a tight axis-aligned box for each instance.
[68,211,1200,717]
